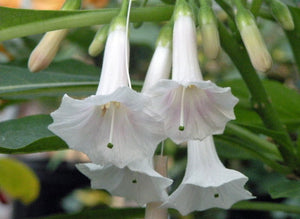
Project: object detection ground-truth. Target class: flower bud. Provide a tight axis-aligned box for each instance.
[235,8,272,72]
[28,29,68,72]
[198,4,220,59]
[270,0,294,31]
[88,25,109,57]
[28,0,82,72]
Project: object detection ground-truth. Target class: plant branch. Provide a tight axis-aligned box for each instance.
[0,6,174,42]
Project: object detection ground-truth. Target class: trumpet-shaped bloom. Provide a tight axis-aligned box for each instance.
[146,13,238,144]
[162,137,253,215]
[76,159,173,205]
[49,23,164,168]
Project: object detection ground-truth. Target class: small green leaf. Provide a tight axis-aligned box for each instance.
[269,180,300,199]
[0,158,40,204]
[0,114,67,154]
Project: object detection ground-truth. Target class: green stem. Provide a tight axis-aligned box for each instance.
[232,201,300,214]
[215,0,235,19]
[250,0,263,17]
[0,6,174,42]
[218,21,300,174]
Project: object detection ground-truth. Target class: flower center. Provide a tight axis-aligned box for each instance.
[179,87,186,131]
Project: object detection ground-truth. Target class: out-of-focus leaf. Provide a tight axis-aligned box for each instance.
[39,207,145,219]
[0,114,67,154]
[220,79,300,130]
[269,180,300,198]
[0,158,40,204]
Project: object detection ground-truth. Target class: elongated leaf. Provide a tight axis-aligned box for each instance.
[0,158,40,204]
[0,114,67,154]
[40,207,145,219]
[0,62,98,99]
[0,6,173,42]
[269,180,300,199]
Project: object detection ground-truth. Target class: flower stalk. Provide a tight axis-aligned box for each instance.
[145,156,169,219]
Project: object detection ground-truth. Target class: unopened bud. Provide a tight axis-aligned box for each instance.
[198,4,220,59]
[236,8,272,72]
[61,0,82,10]
[28,29,68,72]
[88,25,109,57]
[270,0,294,31]
[28,0,81,72]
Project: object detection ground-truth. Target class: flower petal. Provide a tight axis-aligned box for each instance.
[76,159,173,205]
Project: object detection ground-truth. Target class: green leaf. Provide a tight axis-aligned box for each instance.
[39,207,145,219]
[0,61,98,99]
[0,114,67,154]
[0,6,173,42]
[269,180,300,199]
[0,158,40,204]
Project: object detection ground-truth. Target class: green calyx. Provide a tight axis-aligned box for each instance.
[109,16,126,32]
[270,0,294,30]
[235,7,256,30]
[61,0,82,10]
[174,0,194,20]
[198,2,216,27]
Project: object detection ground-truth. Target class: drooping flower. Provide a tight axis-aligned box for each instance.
[162,137,254,215]
[145,2,238,144]
[76,157,173,205]
[49,16,164,168]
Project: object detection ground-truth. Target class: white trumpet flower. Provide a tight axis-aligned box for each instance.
[162,137,254,215]
[146,12,238,144]
[49,20,164,168]
[76,158,173,205]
